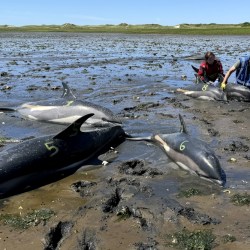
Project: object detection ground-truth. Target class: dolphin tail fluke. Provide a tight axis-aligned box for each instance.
[61,82,76,99]
[191,65,207,84]
[0,107,16,112]
[178,114,188,134]
[191,65,199,73]
[53,113,94,139]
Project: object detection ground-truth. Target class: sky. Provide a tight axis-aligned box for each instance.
[1,0,250,27]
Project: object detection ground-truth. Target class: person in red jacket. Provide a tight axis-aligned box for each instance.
[197,52,224,83]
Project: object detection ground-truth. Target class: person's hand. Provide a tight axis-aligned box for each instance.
[221,82,226,90]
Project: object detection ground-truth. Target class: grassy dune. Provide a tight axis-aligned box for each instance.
[1,23,250,35]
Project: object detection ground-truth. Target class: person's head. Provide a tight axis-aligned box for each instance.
[205,52,215,65]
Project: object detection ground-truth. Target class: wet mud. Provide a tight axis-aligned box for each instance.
[0,33,249,249]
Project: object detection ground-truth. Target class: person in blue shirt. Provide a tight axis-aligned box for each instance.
[221,56,250,89]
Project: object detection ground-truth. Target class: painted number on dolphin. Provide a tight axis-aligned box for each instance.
[180,140,189,151]
[202,84,208,91]
[66,100,74,106]
[45,142,59,157]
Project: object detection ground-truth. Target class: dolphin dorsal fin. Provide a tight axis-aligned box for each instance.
[53,113,94,139]
[179,114,188,134]
[61,82,76,99]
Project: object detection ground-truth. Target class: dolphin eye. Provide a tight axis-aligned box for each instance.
[208,154,214,160]
[207,154,216,163]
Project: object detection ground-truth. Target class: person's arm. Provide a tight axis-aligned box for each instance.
[221,60,240,89]
[221,65,236,85]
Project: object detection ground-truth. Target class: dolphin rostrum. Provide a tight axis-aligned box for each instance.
[0,113,126,198]
[0,82,122,126]
[128,115,226,186]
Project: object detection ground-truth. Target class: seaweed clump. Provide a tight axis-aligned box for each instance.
[230,192,250,206]
[168,229,216,250]
[0,208,55,229]
[177,188,202,198]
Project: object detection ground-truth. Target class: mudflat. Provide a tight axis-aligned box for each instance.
[0,33,249,249]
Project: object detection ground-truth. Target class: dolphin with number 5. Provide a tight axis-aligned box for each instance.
[0,82,122,127]
[0,113,126,198]
[129,115,226,186]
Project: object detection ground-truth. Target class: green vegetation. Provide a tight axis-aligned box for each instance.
[177,187,202,198]
[0,208,55,229]
[1,23,250,35]
[222,234,236,243]
[230,192,250,206]
[167,229,216,249]
[116,206,132,221]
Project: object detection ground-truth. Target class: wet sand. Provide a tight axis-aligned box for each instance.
[0,33,249,249]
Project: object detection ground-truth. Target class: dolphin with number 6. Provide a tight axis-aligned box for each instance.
[0,82,122,127]
[129,115,226,186]
[0,113,126,198]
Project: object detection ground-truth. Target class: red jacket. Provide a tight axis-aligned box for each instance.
[198,60,224,82]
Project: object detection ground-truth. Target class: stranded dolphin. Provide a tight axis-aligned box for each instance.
[176,84,227,101]
[0,82,122,126]
[128,115,226,186]
[178,66,227,101]
[0,113,126,198]
[223,83,250,102]
[191,65,250,102]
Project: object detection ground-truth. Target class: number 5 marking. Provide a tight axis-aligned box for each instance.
[180,140,189,151]
[45,142,59,157]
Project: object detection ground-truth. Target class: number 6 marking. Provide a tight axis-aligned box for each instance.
[180,140,189,151]
[45,142,59,157]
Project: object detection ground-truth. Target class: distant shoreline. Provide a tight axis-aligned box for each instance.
[1,23,250,35]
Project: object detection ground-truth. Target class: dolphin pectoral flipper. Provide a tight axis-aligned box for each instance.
[0,107,16,112]
[53,113,94,139]
[101,117,122,124]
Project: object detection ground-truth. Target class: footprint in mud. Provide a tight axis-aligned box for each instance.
[70,180,97,197]
[118,159,163,177]
[208,128,220,136]
[102,188,121,213]
[224,141,249,152]
[43,221,74,250]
